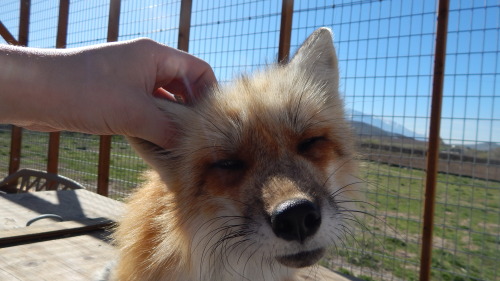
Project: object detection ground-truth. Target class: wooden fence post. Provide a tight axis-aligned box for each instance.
[0,21,19,45]
[18,0,30,46]
[8,0,31,176]
[178,0,192,52]
[419,0,450,280]
[47,0,70,176]
[97,0,121,197]
[278,0,294,63]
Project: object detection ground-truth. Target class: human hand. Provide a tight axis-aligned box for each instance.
[0,39,216,148]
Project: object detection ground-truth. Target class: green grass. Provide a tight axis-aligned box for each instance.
[324,162,500,281]
[1,130,499,280]
[0,130,147,195]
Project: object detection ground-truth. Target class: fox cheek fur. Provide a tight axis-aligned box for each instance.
[112,27,360,281]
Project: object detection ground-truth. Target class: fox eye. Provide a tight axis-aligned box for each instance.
[212,159,245,170]
[298,136,326,153]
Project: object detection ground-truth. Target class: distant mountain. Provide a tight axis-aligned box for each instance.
[350,120,400,138]
[347,110,427,141]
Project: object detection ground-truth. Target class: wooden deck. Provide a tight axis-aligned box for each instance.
[0,190,121,280]
[0,230,115,280]
[0,190,357,281]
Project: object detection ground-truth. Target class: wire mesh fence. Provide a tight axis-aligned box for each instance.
[0,125,11,176]
[316,1,437,280]
[432,2,499,280]
[190,0,283,82]
[0,0,498,280]
[66,0,109,47]
[119,0,180,45]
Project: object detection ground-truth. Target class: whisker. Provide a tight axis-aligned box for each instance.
[329,182,365,198]
[321,157,356,188]
[339,223,362,248]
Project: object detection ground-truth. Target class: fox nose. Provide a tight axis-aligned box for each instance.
[271,199,321,243]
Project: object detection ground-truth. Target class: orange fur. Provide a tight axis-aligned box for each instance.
[107,28,361,281]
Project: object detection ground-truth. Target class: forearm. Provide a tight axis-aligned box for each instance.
[0,45,73,128]
[0,43,141,132]
[0,39,216,147]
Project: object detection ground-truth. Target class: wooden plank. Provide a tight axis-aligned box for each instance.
[0,218,114,246]
[0,189,124,231]
[0,232,115,281]
[297,266,360,281]
[0,190,120,280]
[0,234,354,281]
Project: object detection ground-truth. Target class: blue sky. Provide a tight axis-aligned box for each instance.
[1,0,498,145]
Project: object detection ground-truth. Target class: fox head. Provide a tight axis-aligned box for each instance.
[127,27,359,278]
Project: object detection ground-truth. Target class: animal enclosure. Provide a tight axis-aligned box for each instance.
[0,0,498,280]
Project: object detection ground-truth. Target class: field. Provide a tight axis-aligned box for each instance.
[0,130,499,280]
[0,129,147,198]
[324,162,500,281]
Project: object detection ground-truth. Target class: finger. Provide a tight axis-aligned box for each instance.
[156,79,189,99]
[132,111,179,149]
[158,69,216,104]
[187,66,217,102]
[155,47,217,104]
[153,87,177,102]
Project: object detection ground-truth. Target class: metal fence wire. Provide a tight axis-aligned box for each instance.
[0,0,498,280]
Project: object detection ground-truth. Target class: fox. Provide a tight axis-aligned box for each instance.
[105,27,360,281]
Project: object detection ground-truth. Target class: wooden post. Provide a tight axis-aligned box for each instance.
[8,127,22,175]
[47,133,61,175]
[47,0,70,176]
[419,0,450,280]
[0,21,19,45]
[56,0,69,49]
[97,0,121,196]
[8,0,31,176]
[97,136,112,196]
[177,0,193,52]
[106,0,121,42]
[18,0,30,47]
[278,0,294,63]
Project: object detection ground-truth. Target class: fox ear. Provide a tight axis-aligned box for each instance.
[288,27,339,89]
[127,99,193,170]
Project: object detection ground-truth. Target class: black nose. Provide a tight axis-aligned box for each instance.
[271,199,321,243]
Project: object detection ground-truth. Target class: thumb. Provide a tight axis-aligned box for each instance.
[132,109,179,149]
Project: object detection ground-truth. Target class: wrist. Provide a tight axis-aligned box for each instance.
[0,45,79,129]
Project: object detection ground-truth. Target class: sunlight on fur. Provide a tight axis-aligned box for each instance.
[101,27,361,281]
